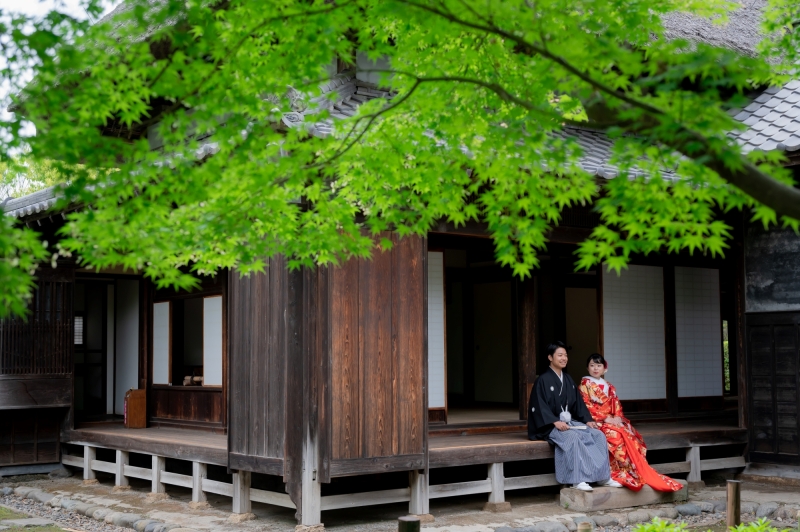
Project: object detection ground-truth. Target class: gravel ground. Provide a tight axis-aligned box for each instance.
[1,494,130,532]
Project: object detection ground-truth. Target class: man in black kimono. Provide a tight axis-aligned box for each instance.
[528,341,620,491]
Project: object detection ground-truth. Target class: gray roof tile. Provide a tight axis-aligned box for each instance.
[730,81,800,152]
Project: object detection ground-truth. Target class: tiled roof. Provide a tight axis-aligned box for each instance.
[557,127,679,180]
[2,185,61,219]
[730,81,800,153]
[661,0,766,57]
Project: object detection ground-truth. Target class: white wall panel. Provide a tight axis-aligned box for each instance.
[427,252,446,409]
[152,301,171,385]
[115,280,140,414]
[203,296,224,386]
[602,265,666,400]
[675,267,723,397]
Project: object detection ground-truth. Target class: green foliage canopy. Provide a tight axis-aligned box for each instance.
[0,0,799,316]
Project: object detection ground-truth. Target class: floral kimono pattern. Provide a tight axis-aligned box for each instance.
[579,378,683,492]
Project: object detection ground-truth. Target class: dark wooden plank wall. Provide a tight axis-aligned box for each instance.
[0,268,74,377]
[149,387,224,430]
[228,257,288,474]
[746,312,800,464]
[0,409,62,466]
[330,234,426,466]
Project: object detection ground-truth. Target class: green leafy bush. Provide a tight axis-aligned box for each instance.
[634,518,789,532]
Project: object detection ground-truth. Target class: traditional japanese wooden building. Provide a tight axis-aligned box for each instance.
[1,1,797,528]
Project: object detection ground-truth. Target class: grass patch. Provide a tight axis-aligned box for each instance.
[0,505,71,532]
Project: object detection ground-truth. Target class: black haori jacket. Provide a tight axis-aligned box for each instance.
[528,367,593,440]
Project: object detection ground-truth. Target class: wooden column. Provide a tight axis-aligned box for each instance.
[151,455,166,494]
[686,447,701,483]
[518,277,538,419]
[300,435,321,526]
[409,470,429,516]
[484,463,511,512]
[232,470,252,514]
[663,266,679,416]
[83,446,96,482]
[192,462,207,504]
[488,463,505,503]
[733,216,748,430]
[115,450,129,488]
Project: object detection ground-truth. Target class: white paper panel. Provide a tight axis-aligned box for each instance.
[115,280,140,414]
[203,296,224,386]
[602,265,666,400]
[675,267,723,397]
[427,252,446,408]
[152,301,171,385]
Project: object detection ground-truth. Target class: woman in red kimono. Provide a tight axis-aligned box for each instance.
[578,353,682,492]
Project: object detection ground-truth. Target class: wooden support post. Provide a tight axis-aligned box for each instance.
[151,455,166,494]
[483,463,511,512]
[232,471,251,512]
[83,446,97,483]
[300,436,321,527]
[191,462,208,504]
[409,470,431,519]
[114,450,129,490]
[727,480,741,527]
[686,447,702,484]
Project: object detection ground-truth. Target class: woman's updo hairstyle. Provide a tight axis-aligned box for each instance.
[586,353,607,369]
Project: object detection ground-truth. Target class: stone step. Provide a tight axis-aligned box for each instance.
[560,480,688,512]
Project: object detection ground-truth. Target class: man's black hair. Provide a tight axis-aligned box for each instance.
[546,341,567,358]
[586,352,606,367]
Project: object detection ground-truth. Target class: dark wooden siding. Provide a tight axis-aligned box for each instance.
[0,409,63,466]
[149,387,224,431]
[330,234,426,467]
[228,257,288,474]
[1,270,73,376]
[747,312,800,464]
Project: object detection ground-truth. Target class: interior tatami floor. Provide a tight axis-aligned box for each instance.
[446,408,520,424]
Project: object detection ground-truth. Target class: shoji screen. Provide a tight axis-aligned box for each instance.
[203,296,224,386]
[152,301,171,385]
[675,267,723,397]
[602,265,666,400]
[427,251,446,409]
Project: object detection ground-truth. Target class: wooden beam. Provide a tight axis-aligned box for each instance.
[504,473,558,490]
[652,461,691,475]
[62,455,83,468]
[429,479,492,499]
[90,459,115,474]
[250,488,295,508]
[321,488,411,511]
[330,454,426,477]
[700,456,746,471]
[123,464,152,481]
[202,478,233,497]
[161,471,193,489]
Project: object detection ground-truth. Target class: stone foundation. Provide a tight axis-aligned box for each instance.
[560,481,688,512]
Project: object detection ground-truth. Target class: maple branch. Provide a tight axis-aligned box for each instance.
[394,0,800,220]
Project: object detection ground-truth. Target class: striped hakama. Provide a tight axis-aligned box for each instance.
[548,423,611,485]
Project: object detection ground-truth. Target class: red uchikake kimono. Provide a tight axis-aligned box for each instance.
[579,377,683,492]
